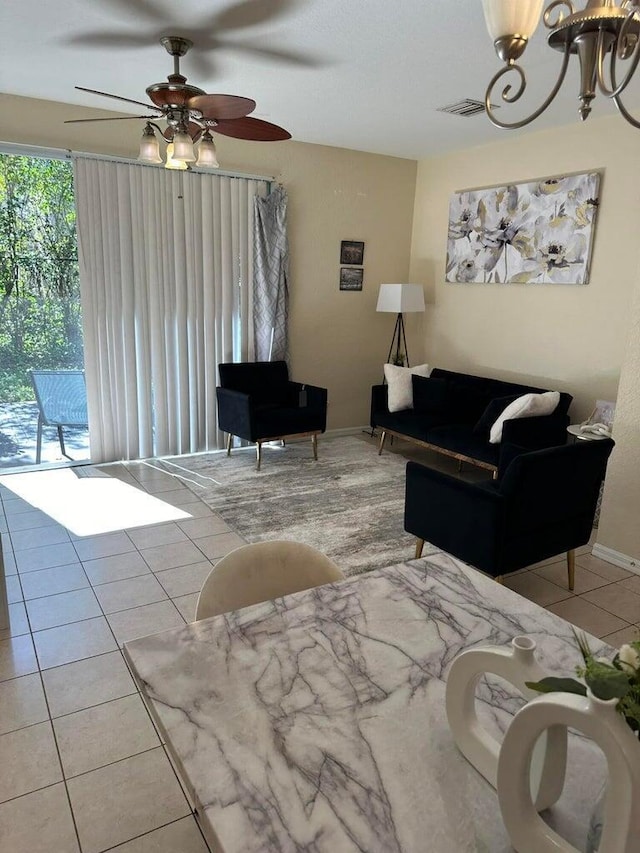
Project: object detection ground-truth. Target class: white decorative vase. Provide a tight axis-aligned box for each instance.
[446,635,567,810]
[497,690,640,853]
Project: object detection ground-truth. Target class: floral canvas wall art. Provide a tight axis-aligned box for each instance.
[446,172,600,285]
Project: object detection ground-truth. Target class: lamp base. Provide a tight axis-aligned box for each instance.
[385,312,410,368]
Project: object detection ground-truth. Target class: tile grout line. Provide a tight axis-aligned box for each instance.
[99,814,210,853]
[13,585,86,853]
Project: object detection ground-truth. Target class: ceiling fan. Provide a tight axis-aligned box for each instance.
[66,35,292,169]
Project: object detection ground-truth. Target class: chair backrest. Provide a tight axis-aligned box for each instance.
[195,540,344,621]
[499,438,614,531]
[30,370,88,426]
[218,361,290,396]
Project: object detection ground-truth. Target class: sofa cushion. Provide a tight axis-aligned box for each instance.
[384,363,430,412]
[474,394,522,438]
[425,424,501,466]
[412,376,448,415]
[446,381,492,424]
[375,408,450,441]
[255,406,325,437]
[489,391,561,444]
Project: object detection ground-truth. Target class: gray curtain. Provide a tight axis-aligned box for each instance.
[253,185,289,362]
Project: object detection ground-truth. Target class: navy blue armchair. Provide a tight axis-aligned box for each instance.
[404,438,614,589]
[216,361,328,470]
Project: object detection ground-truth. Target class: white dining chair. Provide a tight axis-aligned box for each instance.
[195,540,344,621]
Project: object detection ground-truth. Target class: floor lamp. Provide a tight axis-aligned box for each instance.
[376,283,425,367]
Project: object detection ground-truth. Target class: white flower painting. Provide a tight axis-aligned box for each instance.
[445,172,600,285]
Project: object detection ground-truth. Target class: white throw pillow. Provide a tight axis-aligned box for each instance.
[489,391,560,444]
[384,363,431,413]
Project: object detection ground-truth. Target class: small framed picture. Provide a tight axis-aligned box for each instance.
[339,267,363,291]
[340,240,365,265]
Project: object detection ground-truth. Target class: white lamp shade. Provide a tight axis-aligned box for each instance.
[376,283,425,313]
[481,0,543,41]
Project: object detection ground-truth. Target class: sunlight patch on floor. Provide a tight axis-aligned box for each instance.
[0,468,191,536]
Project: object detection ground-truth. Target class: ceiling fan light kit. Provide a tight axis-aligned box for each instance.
[481,0,640,129]
[164,143,189,171]
[68,35,291,170]
[138,123,162,164]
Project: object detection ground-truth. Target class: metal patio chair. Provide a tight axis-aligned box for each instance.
[30,370,88,464]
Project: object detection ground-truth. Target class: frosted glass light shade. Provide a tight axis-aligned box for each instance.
[482,0,544,40]
[172,130,196,163]
[138,128,162,164]
[165,144,188,171]
[196,133,220,168]
[376,283,425,313]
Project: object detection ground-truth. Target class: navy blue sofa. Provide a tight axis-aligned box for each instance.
[371,368,573,475]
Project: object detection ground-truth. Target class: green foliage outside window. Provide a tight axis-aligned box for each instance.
[0,154,83,402]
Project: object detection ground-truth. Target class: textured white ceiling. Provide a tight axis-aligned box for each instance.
[3,0,637,159]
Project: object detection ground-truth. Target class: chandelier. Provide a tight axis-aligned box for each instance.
[482,0,640,129]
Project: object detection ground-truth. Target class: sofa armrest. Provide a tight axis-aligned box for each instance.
[404,462,505,576]
[501,412,569,450]
[289,381,327,411]
[371,384,388,427]
[216,387,254,439]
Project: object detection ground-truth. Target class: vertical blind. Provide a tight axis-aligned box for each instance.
[73,157,267,463]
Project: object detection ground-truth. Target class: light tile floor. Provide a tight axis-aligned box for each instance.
[0,460,248,853]
[0,444,638,852]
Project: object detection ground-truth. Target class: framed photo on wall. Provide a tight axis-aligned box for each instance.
[339,267,363,291]
[340,240,365,265]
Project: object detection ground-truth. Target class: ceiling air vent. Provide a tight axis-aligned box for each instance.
[437,99,487,117]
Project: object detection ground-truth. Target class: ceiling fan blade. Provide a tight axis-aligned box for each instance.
[212,117,291,141]
[75,86,161,112]
[223,39,323,67]
[64,116,157,124]
[186,52,218,80]
[188,94,256,120]
[89,0,165,24]
[208,0,300,32]
[66,31,157,50]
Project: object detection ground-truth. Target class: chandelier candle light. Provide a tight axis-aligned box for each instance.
[481,0,640,129]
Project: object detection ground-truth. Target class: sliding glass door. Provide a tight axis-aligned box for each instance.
[0,152,89,470]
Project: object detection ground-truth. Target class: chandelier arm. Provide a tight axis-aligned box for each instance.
[485,41,571,130]
[543,0,575,30]
[597,13,640,98]
[612,92,640,128]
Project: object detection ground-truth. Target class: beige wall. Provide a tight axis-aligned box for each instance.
[409,113,640,422]
[409,114,640,563]
[597,258,640,562]
[0,93,418,429]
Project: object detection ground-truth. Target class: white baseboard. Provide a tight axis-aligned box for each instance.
[592,543,640,576]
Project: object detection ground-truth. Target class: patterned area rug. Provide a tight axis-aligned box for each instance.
[159,436,437,576]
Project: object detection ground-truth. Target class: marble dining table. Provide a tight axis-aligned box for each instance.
[124,551,607,853]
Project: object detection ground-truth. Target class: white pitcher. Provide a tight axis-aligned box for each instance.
[497,690,640,853]
[446,635,567,810]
